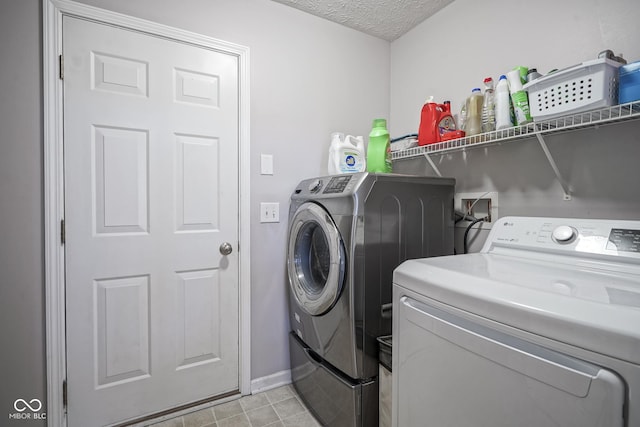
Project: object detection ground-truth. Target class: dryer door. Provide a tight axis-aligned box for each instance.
[288,202,346,316]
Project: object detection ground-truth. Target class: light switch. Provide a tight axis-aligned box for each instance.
[260,202,279,223]
[261,154,273,175]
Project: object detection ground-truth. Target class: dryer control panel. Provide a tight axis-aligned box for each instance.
[484,216,640,261]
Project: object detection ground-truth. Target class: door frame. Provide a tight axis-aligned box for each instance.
[43,1,251,425]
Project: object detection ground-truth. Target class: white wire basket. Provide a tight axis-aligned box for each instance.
[523,58,623,121]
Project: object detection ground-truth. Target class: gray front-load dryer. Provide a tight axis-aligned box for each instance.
[287,172,455,427]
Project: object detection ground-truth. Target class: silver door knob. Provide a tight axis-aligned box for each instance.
[219,242,233,256]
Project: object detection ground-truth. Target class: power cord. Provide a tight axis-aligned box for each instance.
[455,210,476,224]
[463,217,486,254]
[456,209,487,254]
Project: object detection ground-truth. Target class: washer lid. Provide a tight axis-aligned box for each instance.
[287,202,346,316]
[394,253,640,364]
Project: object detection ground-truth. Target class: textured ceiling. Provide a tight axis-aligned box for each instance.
[271,0,454,41]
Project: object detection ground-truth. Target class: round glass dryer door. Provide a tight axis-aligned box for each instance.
[287,202,346,316]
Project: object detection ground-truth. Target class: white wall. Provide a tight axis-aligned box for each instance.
[391,0,640,252]
[0,1,47,425]
[35,0,389,394]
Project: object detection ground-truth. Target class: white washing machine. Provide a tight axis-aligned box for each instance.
[392,216,640,427]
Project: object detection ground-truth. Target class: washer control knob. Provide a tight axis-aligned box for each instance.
[552,225,576,243]
[309,179,322,193]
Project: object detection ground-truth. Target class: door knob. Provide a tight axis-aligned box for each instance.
[219,242,233,256]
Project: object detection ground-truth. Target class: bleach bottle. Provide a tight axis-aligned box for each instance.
[328,132,366,175]
[494,75,514,130]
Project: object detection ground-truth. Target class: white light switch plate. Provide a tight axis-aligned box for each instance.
[260,202,279,223]
[260,154,273,175]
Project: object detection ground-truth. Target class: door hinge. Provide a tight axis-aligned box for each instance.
[59,54,64,80]
[62,379,67,408]
[61,219,65,245]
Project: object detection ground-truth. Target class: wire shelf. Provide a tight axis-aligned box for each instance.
[392,101,640,161]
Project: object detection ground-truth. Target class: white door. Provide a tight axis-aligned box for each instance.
[63,16,239,426]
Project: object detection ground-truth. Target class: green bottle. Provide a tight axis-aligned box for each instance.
[366,118,392,173]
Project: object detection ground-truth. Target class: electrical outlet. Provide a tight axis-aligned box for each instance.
[454,192,498,230]
[260,202,279,223]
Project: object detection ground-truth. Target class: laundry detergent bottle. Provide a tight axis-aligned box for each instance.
[366,118,392,173]
[418,97,457,145]
[327,132,366,174]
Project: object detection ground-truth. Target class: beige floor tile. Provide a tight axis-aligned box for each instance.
[216,413,251,427]
[265,385,296,404]
[183,407,215,427]
[214,400,244,421]
[245,405,279,427]
[238,393,270,411]
[142,383,321,427]
[272,397,305,420]
[281,411,321,427]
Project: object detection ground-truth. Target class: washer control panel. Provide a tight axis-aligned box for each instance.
[607,228,640,253]
[485,217,640,259]
[323,175,354,194]
[293,173,363,196]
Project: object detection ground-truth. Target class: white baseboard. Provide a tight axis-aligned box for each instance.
[250,369,292,394]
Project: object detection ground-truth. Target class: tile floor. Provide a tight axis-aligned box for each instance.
[149,384,321,427]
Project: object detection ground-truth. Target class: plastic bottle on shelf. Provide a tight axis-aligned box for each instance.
[514,66,529,85]
[366,118,392,173]
[465,88,484,136]
[327,132,344,174]
[526,68,542,83]
[507,69,532,126]
[494,75,513,130]
[458,102,467,132]
[481,77,496,132]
